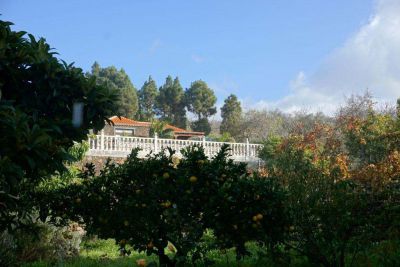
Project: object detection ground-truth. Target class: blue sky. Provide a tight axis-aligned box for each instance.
[3,0,399,114]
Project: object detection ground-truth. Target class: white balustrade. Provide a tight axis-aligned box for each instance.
[87,135,262,162]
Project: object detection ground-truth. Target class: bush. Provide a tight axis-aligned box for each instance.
[259,120,400,267]
[0,221,85,265]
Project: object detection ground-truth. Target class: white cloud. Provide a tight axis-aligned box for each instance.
[252,0,400,114]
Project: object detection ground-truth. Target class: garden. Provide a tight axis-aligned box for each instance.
[1,20,400,267]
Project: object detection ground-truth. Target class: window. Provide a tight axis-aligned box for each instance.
[115,127,135,136]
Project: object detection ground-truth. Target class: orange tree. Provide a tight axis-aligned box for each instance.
[0,20,118,232]
[39,145,287,266]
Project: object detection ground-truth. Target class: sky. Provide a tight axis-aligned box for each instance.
[2,0,399,115]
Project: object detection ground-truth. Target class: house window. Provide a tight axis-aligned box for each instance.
[115,128,135,136]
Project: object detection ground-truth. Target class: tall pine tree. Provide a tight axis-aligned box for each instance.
[220,94,242,139]
[138,76,158,121]
[90,62,138,118]
[185,80,217,134]
[155,76,187,128]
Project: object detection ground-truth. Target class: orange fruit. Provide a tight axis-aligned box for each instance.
[163,172,170,179]
[189,176,198,183]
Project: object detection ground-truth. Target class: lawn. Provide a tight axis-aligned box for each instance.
[21,238,296,267]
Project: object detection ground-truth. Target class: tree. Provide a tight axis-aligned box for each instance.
[220,94,242,139]
[138,76,158,121]
[155,76,187,128]
[149,119,174,138]
[0,20,118,231]
[336,91,374,120]
[89,62,138,119]
[191,118,212,135]
[185,80,217,134]
[42,145,287,266]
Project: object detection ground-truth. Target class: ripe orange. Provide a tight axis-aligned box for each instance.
[256,214,263,220]
[189,176,198,183]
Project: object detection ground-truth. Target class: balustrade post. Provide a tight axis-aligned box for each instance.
[154,133,158,153]
[246,138,250,159]
[100,130,104,151]
[202,136,206,147]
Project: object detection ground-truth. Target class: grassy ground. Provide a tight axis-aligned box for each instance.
[22,238,400,267]
[22,238,285,267]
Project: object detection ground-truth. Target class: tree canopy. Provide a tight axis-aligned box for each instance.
[185,80,217,120]
[0,20,118,231]
[90,62,138,119]
[155,76,187,129]
[185,80,217,134]
[138,76,158,121]
[220,94,242,139]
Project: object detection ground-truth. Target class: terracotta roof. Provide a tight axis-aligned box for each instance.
[109,116,151,127]
[108,116,204,135]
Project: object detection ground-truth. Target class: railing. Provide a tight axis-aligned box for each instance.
[87,133,263,162]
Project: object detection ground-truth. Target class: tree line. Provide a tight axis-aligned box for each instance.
[88,62,242,136]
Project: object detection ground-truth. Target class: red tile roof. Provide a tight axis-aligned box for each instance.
[108,116,204,135]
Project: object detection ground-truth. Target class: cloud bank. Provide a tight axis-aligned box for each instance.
[254,0,400,114]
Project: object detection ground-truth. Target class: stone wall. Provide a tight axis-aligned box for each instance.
[80,155,127,174]
[81,154,262,174]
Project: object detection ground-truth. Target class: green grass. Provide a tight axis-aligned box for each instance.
[22,238,400,267]
[21,238,282,267]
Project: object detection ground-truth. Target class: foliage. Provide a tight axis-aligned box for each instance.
[155,76,187,129]
[0,20,118,232]
[185,80,217,134]
[90,62,138,119]
[138,76,158,121]
[149,119,174,139]
[208,132,236,142]
[1,221,85,266]
[40,145,287,266]
[336,91,375,120]
[238,108,331,143]
[340,111,399,166]
[259,112,400,267]
[185,80,217,120]
[220,94,242,139]
[191,117,212,135]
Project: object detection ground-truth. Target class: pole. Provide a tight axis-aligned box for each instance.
[100,130,104,151]
[154,133,158,153]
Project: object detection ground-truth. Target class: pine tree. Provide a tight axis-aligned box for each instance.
[185,80,217,134]
[220,94,242,139]
[138,76,158,121]
[155,76,187,128]
[90,62,138,118]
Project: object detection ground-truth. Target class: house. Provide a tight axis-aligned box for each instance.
[102,116,205,140]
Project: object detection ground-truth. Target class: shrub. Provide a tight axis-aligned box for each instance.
[260,120,400,267]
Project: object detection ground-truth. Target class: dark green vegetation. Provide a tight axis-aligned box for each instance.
[1,19,400,267]
[0,20,118,233]
[38,145,287,266]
